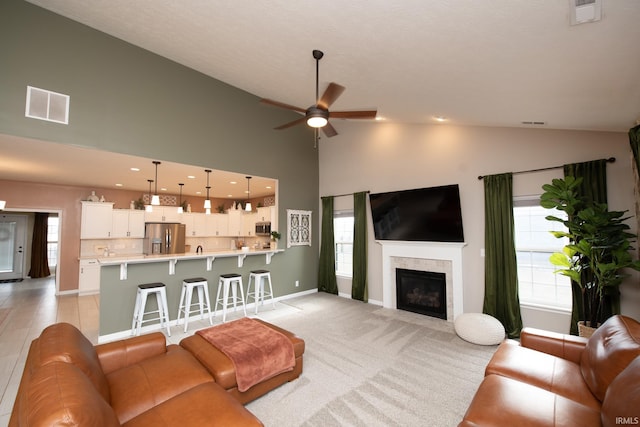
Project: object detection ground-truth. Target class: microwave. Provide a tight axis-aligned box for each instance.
[255,222,271,236]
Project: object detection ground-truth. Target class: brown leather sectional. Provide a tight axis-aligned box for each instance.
[459,315,640,426]
[9,321,304,426]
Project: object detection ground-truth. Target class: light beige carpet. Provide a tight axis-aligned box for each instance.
[247,293,497,426]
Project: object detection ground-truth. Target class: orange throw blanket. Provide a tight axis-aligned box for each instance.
[196,318,295,392]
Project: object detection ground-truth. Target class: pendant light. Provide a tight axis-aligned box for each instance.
[177,183,184,214]
[245,176,252,212]
[146,179,154,212]
[203,169,212,214]
[151,161,161,206]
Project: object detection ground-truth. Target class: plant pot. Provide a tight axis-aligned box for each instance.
[577,321,598,338]
[270,241,278,250]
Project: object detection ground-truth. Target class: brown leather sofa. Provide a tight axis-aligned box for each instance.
[459,315,640,427]
[10,322,263,426]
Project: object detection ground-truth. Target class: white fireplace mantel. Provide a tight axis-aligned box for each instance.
[377,240,466,321]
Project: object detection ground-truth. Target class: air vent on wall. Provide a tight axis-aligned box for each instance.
[25,86,70,124]
[569,0,602,26]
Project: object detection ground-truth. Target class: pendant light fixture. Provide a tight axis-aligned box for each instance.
[146,179,154,212]
[245,176,252,212]
[151,161,161,206]
[203,169,212,214]
[177,183,184,214]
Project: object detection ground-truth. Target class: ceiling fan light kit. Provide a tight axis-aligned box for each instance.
[260,49,377,141]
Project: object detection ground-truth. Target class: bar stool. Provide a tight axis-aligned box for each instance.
[131,282,171,336]
[246,269,275,314]
[214,273,247,322]
[176,277,213,332]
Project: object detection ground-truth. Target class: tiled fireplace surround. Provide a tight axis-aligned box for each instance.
[379,241,465,322]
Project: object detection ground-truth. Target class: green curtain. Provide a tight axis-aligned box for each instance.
[630,124,640,259]
[28,212,51,278]
[482,173,523,338]
[351,192,368,302]
[318,196,338,294]
[564,159,608,335]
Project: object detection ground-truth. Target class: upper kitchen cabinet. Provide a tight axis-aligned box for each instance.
[80,201,114,239]
[256,206,275,223]
[144,206,182,223]
[112,209,145,238]
[183,212,207,237]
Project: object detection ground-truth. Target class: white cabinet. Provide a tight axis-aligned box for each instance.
[183,213,208,237]
[144,207,182,223]
[112,209,145,238]
[256,206,274,222]
[227,210,243,236]
[242,212,257,236]
[78,259,100,295]
[81,202,114,239]
[206,213,228,237]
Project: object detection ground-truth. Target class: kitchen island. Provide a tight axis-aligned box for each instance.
[97,248,285,341]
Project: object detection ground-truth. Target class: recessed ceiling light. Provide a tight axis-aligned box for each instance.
[115,183,123,187]
[433,116,447,122]
[196,191,202,195]
[161,187,167,192]
[187,175,196,179]
[375,116,385,121]
[130,167,140,172]
[230,181,237,185]
[266,185,272,189]
[227,194,233,198]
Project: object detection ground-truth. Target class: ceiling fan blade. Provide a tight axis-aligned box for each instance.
[274,116,307,130]
[317,83,345,109]
[329,109,378,119]
[260,98,306,114]
[322,122,338,138]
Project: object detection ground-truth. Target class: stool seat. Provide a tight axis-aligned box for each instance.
[177,277,213,333]
[246,270,275,314]
[131,282,171,336]
[138,282,165,290]
[215,274,247,322]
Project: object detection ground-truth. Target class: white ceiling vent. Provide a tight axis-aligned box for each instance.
[25,86,70,124]
[570,0,602,25]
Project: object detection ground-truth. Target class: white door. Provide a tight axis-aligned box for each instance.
[0,214,27,281]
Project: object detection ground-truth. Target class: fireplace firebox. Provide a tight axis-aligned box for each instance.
[395,268,447,319]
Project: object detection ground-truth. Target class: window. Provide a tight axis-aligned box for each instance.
[47,216,59,268]
[334,213,354,277]
[513,199,571,311]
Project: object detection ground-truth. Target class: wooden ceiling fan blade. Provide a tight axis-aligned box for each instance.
[322,122,338,138]
[329,109,378,119]
[317,83,345,109]
[274,116,306,130]
[260,98,306,113]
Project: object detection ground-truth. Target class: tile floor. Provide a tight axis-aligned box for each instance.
[0,275,294,426]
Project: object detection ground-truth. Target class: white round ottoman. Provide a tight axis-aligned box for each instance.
[454,313,505,345]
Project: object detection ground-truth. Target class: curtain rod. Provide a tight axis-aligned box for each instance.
[322,190,370,199]
[477,157,616,180]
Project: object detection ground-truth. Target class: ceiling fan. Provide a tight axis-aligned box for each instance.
[260,50,377,139]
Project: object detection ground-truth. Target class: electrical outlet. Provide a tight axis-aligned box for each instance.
[295,280,299,287]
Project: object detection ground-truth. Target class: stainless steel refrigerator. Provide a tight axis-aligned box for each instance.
[143,222,186,255]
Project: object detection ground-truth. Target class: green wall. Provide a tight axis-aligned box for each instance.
[0,0,319,335]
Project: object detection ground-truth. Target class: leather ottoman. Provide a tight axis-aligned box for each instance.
[180,318,304,404]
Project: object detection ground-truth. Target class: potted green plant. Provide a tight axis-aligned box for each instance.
[541,176,640,336]
[270,231,281,250]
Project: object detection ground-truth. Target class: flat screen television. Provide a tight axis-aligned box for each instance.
[369,184,465,242]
